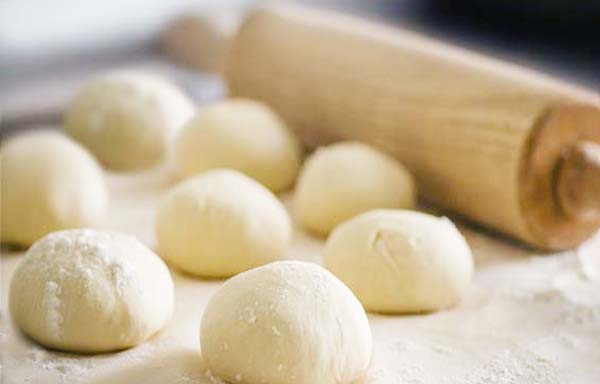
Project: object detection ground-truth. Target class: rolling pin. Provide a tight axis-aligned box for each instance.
[167,6,600,250]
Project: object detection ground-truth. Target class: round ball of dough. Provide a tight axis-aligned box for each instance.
[200,261,372,384]
[9,229,174,353]
[174,99,301,192]
[156,169,291,277]
[1,131,108,247]
[323,210,473,313]
[294,141,415,235]
[65,71,194,170]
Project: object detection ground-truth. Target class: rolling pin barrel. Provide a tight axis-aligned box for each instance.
[226,6,600,250]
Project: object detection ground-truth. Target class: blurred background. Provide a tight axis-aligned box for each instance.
[1,0,599,133]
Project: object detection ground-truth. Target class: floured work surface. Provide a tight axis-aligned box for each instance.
[2,165,599,384]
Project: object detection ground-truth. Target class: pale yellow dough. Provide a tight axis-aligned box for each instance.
[9,229,174,353]
[200,261,372,384]
[155,169,291,277]
[174,99,301,192]
[295,141,416,235]
[65,71,194,170]
[323,210,473,313]
[1,131,108,247]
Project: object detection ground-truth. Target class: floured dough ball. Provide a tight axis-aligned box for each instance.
[323,210,473,313]
[65,71,194,170]
[1,131,108,247]
[9,229,174,353]
[156,169,291,277]
[201,261,372,384]
[174,99,301,192]
[294,141,415,235]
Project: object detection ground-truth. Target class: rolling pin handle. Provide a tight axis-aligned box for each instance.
[161,10,241,73]
[557,141,600,221]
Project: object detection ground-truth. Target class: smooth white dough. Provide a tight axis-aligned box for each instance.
[9,229,174,353]
[323,210,473,313]
[200,261,372,384]
[65,71,194,170]
[294,141,415,235]
[174,99,301,192]
[0,131,108,246]
[155,169,291,277]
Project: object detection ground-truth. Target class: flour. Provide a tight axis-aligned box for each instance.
[68,230,134,296]
[205,369,226,384]
[33,230,135,302]
[431,344,453,355]
[366,368,403,384]
[502,251,600,326]
[42,281,63,341]
[447,348,559,384]
[27,348,95,378]
[367,367,423,384]
[576,241,600,280]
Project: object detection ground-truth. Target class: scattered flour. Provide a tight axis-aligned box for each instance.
[431,344,453,355]
[576,241,600,280]
[204,369,226,384]
[366,367,418,384]
[27,347,95,378]
[445,348,559,384]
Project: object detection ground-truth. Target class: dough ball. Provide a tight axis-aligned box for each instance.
[65,71,194,170]
[1,131,108,247]
[9,229,174,353]
[156,169,291,277]
[323,210,473,313]
[200,261,372,384]
[294,141,415,235]
[174,99,301,192]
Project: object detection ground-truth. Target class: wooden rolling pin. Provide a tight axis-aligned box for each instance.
[168,6,600,250]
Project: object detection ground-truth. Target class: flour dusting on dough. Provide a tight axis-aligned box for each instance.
[42,281,63,341]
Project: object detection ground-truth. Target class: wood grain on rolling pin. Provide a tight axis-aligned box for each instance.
[226,6,600,250]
